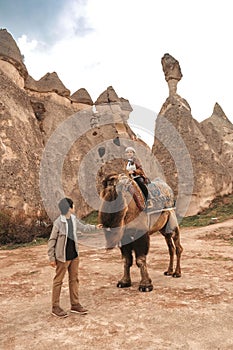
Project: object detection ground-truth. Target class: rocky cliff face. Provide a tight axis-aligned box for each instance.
[0,68,43,216]
[200,103,233,178]
[0,29,154,222]
[1,31,233,224]
[152,53,233,217]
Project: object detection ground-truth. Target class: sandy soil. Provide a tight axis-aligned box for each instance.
[0,219,233,350]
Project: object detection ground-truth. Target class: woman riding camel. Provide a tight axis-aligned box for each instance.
[124,146,149,201]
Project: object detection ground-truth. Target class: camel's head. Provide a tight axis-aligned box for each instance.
[99,173,129,249]
[101,173,119,189]
[100,173,131,198]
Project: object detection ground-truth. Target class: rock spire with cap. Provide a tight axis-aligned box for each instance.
[152,53,232,217]
[161,53,182,96]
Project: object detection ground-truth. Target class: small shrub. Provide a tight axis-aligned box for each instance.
[0,210,52,245]
[180,193,233,227]
[82,210,99,225]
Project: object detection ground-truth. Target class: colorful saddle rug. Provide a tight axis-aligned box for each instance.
[121,174,175,213]
[147,178,175,212]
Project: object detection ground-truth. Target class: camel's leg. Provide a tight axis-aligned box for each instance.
[163,227,183,277]
[136,255,153,292]
[172,227,183,278]
[163,234,175,276]
[161,211,183,278]
[135,233,153,292]
[117,245,133,288]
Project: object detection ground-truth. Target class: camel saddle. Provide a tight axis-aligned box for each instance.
[129,178,175,213]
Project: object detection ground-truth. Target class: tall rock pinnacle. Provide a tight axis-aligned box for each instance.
[152,53,232,217]
[161,53,182,96]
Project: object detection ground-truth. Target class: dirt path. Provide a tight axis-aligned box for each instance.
[0,220,233,350]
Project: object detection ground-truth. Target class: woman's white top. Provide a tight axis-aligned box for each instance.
[126,159,136,172]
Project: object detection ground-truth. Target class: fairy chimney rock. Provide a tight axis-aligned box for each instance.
[95,86,121,116]
[71,88,93,105]
[212,102,231,122]
[153,66,232,216]
[25,72,70,97]
[0,29,28,87]
[0,28,28,79]
[95,86,119,105]
[161,53,183,96]
[200,103,233,182]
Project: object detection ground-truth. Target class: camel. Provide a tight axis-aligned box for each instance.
[98,173,183,292]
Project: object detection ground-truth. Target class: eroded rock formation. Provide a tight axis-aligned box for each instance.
[161,53,183,96]
[0,29,153,222]
[153,54,233,216]
[25,72,70,97]
[0,68,43,216]
[200,103,233,177]
[0,28,28,79]
[70,88,93,105]
[1,29,233,225]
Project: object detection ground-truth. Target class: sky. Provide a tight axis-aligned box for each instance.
[0,0,233,142]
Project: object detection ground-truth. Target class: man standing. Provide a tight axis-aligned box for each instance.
[48,197,102,318]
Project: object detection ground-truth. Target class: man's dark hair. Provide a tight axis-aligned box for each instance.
[58,198,73,215]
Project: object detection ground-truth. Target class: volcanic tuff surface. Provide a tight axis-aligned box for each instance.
[152,54,232,216]
[0,29,154,221]
[0,31,233,223]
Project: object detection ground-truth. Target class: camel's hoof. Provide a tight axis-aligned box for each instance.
[117,281,131,288]
[139,285,153,292]
[164,271,173,276]
[172,272,181,278]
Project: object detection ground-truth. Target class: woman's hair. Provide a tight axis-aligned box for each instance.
[58,197,73,215]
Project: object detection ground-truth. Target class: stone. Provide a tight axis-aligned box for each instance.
[0,28,28,79]
[95,86,119,104]
[71,88,93,105]
[1,30,233,229]
[0,30,141,223]
[25,72,70,97]
[161,53,183,96]
[152,56,233,217]
[200,102,233,183]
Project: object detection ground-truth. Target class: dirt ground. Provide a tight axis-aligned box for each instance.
[0,219,233,350]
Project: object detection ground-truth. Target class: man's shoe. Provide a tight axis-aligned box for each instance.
[71,303,88,314]
[51,306,68,318]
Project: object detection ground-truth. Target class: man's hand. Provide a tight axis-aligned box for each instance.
[50,261,56,268]
[96,224,103,229]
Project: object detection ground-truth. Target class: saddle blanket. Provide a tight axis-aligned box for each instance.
[147,178,175,212]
